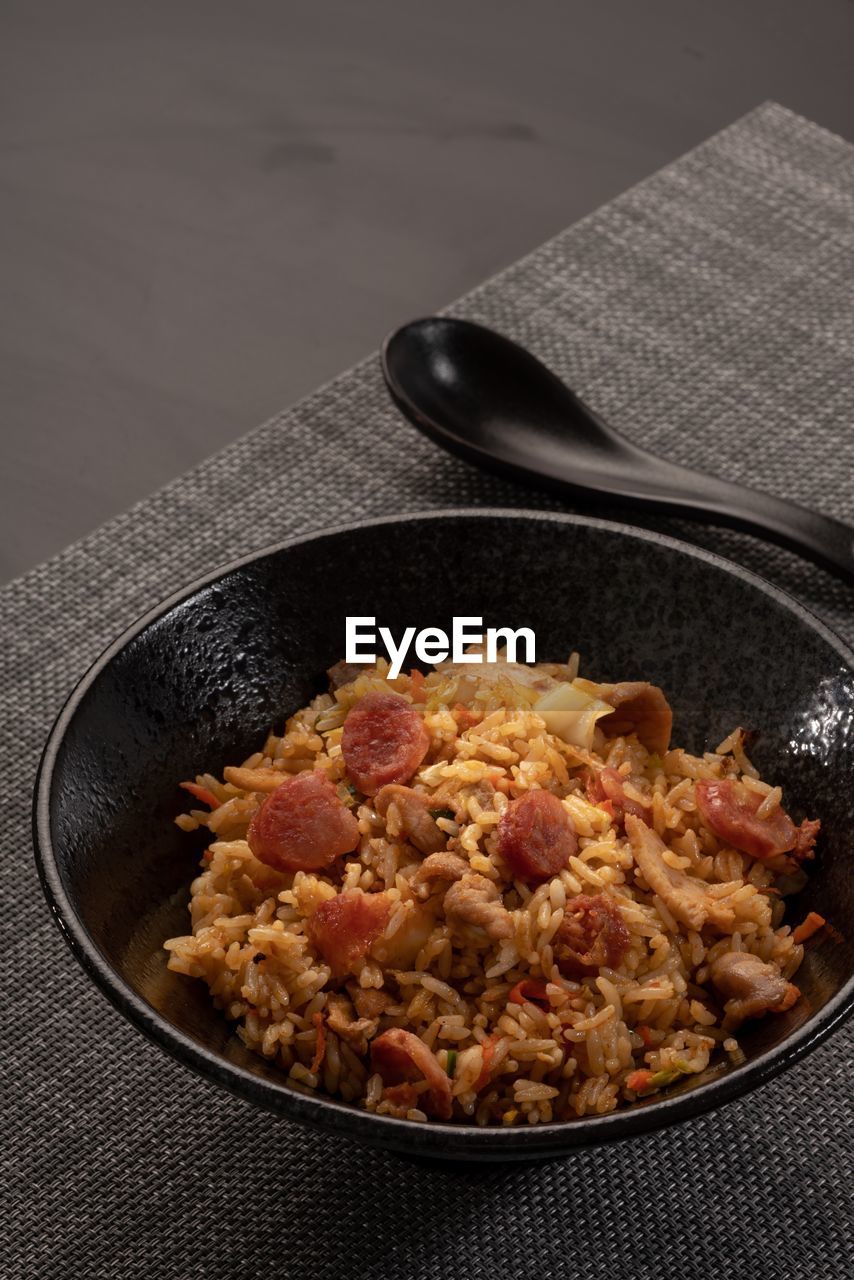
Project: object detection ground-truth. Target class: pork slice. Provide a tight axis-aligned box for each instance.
[375,784,446,854]
[710,950,800,1029]
[443,873,513,941]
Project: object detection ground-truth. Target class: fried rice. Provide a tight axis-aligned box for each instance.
[164,653,821,1126]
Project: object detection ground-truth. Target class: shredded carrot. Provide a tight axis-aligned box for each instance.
[626,1069,654,1094]
[476,1035,498,1090]
[180,781,220,809]
[637,1024,654,1048]
[310,1012,327,1075]
[792,912,826,944]
[409,668,428,702]
[778,983,800,1012]
[452,702,481,729]
[508,979,550,1007]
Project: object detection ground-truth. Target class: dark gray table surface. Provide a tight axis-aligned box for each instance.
[3,0,854,579]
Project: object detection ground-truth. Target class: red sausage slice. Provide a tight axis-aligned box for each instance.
[497,789,577,882]
[307,889,391,976]
[587,766,651,827]
[371,1027,453,1120]
[554,893,630,978]
[341,692,430,795]
[695,778,819,862]
[247,770,359,872]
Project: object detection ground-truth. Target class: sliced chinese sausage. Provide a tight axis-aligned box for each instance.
[247,769,359,872]
[577,680,672,755]
[710,951,800,1030]
[341,692,430,796]
[695,778,819,862]
[497,789,577,882]
[588,766,651,826]
[554,893,630,978]
[370,1027,453,1120]
[306,889,391,977]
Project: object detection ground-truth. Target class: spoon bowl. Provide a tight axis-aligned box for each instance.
[382,316,854,580]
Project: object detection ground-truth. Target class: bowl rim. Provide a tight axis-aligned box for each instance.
[33,507,854,1159]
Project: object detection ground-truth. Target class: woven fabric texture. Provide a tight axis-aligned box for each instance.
[2,102,853,1278]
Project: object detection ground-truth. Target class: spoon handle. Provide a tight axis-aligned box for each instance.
[630,463,854,582]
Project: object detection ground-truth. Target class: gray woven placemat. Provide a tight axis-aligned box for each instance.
[3,102,853,1279]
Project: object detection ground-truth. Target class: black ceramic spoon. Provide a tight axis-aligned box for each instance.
[382,316,854,581]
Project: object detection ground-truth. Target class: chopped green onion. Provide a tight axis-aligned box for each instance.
[445,1050,458,1078]
[430,807,455,821]
[649,1068,680,1089]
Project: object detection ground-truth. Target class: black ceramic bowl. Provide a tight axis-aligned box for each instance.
[34,511,854,1161]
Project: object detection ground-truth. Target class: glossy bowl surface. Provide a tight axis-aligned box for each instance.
[34,510,854,1160]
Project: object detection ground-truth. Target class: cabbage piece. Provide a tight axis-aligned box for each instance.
[534,681,614,749]
[436,659,557,693]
